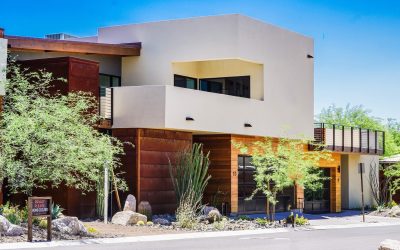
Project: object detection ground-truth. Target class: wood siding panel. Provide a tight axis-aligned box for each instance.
[139,129,192,214]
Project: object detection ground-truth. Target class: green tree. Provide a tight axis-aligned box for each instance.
[317,104,400,156]
[236,137,332,220]
[0,63,127,196]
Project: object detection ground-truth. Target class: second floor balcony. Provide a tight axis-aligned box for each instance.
[311,123,385,155]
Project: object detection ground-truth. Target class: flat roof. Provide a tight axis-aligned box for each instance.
[5,35,141,56]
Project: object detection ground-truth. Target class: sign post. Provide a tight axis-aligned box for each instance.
[28,197,52,242]
[359,163,365,223]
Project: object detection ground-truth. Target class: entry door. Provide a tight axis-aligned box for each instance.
[238,156,266,213]
[304,168,331,213]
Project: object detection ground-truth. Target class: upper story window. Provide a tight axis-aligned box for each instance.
[99,73,121,96]
[200,76,250,98]
[174,74,197,90]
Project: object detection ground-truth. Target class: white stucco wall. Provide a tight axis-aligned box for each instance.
[341,154,379,209]
[0,38,7,95]
[98,14,314,139]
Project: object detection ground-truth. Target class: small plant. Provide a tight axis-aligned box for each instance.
[255,218,269,226]
[212,218,227,230]
[295,215,309,226]
[176,190,200,229]
[387,200,398,209]
[0,202,22,225]
[86,226,98,234]
[237,215,251,221]
[136,221,145,226]
[39,219,48,229]
[52,203,64,219]
[146,221,154,226]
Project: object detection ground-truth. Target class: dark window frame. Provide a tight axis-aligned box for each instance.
[99,73,121,97]
[199,75,250,98]
[174,74,198,90]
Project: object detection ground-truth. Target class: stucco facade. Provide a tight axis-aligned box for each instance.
[97,14,314,139]
[341,154,379,209]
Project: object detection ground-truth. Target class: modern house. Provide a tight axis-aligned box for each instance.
[0,15,384,217]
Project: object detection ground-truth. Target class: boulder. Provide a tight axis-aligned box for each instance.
[0,215,11,233]
[207,209,222,223]
[203,206,216,216]
[379,239,400,250]
[52,216,88,236]
[153,218,171,226]
[5,225,24,236]
[123,194,137,212]
[389,206,400,217]
[111,211,147,226]
[138,201,152,219]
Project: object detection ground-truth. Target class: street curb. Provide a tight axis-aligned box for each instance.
[1,223,400,249]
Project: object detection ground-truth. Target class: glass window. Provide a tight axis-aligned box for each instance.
[99,74,121,96]
[174,75,197,89]
[199,76,250,98]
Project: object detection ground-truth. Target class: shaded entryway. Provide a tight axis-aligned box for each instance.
[237,155,294,214]
[304,168,331,213]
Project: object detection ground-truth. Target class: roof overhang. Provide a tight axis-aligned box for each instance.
[5,35,141,56]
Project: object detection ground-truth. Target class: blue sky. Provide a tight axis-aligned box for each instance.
[2,0,400,120]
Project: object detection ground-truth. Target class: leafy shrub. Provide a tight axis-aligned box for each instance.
[52,203,64,219]
[136,221,145,226]
[295,215,309,226]
[146,221,154,226]
[255,218,269,226]
[0,202,22,225]
[39,219,48,229]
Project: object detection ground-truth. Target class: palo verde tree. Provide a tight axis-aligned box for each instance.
[0,62,127,201]
[236,137,332,220]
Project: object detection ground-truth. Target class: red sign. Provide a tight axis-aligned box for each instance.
[32,199,50,216]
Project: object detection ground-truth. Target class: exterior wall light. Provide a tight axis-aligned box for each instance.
[186,116,194,121]
[307,54,314,59]
[244,123,252,128]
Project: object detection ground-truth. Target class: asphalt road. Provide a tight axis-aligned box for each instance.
[22,225,400,250]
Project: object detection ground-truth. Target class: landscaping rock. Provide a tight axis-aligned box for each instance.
[52,216,88,236]
[138,201,152,219]
[0,215,11,233]
[389,206,400,217]
[153,218,171,226]
[379,239,400,250]
[111,211,147,226]
[207,209,222,223]
[203,206,216,216]
[5,225,24,236]
[123,194,137,212]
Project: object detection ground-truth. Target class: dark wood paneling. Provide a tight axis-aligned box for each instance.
[193,135,232,212]
[18,57,99,100]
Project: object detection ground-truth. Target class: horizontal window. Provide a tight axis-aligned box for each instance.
[200,76,250,98]
[174,74,197,90]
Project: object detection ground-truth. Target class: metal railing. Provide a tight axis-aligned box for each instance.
[99,87,113,125]
[312,123,385,155]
